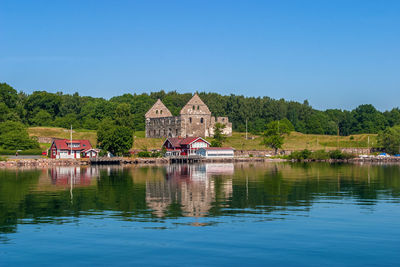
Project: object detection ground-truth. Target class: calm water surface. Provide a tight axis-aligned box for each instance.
[1,163,400,266]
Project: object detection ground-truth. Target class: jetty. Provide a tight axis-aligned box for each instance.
[90,157,122,165]
[168,155,203,164]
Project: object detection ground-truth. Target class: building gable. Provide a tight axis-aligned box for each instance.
[180,94,211,115]
[145,99,173,118]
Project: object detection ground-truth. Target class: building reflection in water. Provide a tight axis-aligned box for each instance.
[49,167,99,188]
[146,164,234,218]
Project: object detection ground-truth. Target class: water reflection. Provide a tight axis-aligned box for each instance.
[1,163,400,236]
[147,164,233,217]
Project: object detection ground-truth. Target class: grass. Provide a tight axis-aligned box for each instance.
[28,127,378,151]
[29,127,97,146]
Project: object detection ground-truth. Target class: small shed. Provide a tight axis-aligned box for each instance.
[196,147,235,158]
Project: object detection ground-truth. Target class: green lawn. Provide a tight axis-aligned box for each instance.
[29,127,378,151]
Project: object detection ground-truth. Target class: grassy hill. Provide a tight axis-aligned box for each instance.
[29,127,377,151]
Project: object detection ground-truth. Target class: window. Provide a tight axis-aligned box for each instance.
[200,118,204,123]
[160,110,163,114]
[156,110,158,114]
[192,105,195,110]
[197,105,200,110]
[189,117,192,123]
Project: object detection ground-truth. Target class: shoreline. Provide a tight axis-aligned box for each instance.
[1,156,400,168]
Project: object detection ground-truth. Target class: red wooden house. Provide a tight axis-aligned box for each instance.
[49,139,98,159]
[162,137,210,156]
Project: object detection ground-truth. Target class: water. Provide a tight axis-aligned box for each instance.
[1,163,400,266]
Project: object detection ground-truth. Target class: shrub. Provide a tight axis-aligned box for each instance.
[289,149,312,160]
[151,152,161,158]
[137,151,152,158]
[0,156,7,161]
[329,150,355,160]
[309,150,330,160]
[0,149,43,155]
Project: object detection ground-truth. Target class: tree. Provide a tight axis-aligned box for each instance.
[31,110,52,126]
[211,122,226,147]
[115,103,134,129]
[261,119,293,154]
[0,103,9,122]
[0,83,18,108]
[377,125,400,155]
[97,119,133,156]
[0,121,40,150]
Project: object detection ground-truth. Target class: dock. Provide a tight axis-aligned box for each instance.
[90,157,122,165]
[168,155,203,164]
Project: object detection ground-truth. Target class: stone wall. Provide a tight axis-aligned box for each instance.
[209,116,233,137]
[180,114,212,137]
[37,137,56,143]
[145,116,181,138]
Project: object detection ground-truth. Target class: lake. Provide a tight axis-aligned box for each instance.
[1,163,400,266]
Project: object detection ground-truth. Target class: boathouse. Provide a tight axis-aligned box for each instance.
[196,147,235,158]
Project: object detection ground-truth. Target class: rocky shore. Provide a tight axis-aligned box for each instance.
[0,158,89,168]
[0,157,286,167]
[1,156,400,168]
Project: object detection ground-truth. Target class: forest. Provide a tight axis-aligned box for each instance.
[1,82,400,136]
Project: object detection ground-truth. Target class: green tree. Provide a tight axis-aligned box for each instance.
[211,122,226,147]
[0,103,9,122]
[377,125,400,155]
[115,103,134,129]
[31,110,52,126]
[0,121,40,150]
[97,119,133,156]
[261,119,293,154]
[0,83,18,108]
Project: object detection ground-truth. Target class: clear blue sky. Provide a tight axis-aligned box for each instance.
[1,0,399,111]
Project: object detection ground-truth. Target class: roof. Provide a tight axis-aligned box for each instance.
[180,137,200,145]
[163,137,210,148]
[164,137,183,148]
[52,139,93,151]
[201,147,234,150]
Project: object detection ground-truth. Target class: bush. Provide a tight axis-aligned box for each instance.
[0,156,7,161]
[289,149,355,161]
[329,150,355,160]
[151,152,161,158]
[309,150,330,160]
[289,149,312,160]
[137,151,152,158]
[0,149,43,155]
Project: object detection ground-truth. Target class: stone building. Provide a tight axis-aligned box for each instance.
[145,94,232,138]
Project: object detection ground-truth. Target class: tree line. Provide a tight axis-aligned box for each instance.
[1,82,400,136]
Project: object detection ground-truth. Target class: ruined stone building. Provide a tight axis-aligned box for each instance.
[145,94,232,138]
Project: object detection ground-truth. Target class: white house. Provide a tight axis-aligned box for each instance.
[196,147,234,158]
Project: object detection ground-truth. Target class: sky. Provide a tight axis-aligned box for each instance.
[0,0,399,111]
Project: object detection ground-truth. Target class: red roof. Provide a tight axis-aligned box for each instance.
[52,139,93,151]
[163,137,210,148]
[165,137,183,148]
[203,147,234,150]
[180,137,201,145]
